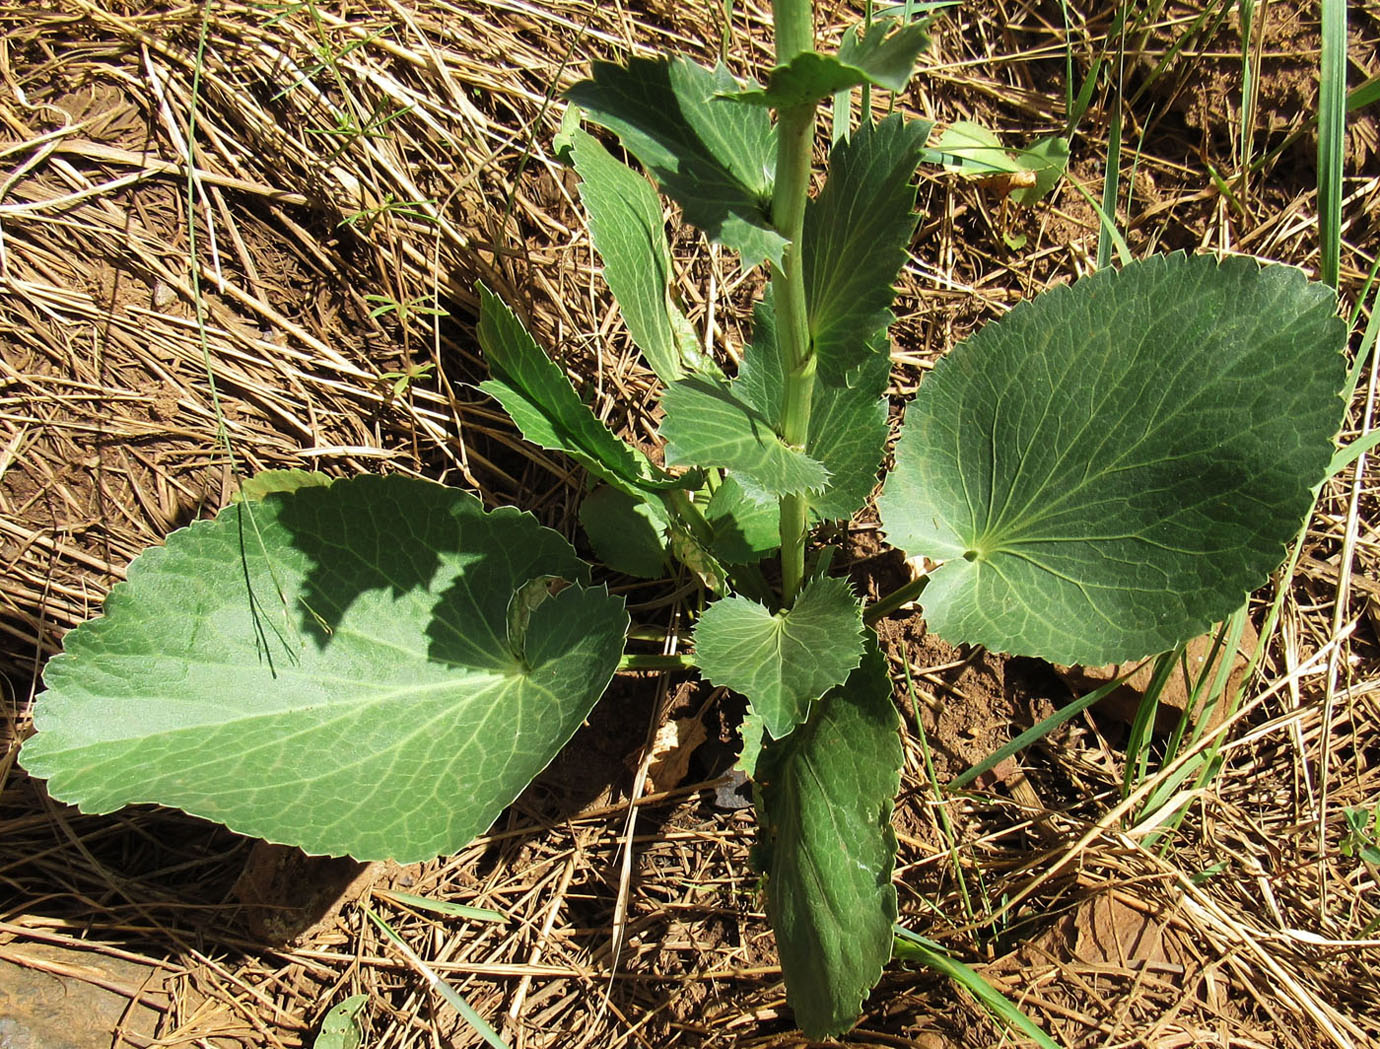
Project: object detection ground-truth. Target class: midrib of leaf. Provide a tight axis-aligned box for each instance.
[48,667,516,751]
[68,690,523,801]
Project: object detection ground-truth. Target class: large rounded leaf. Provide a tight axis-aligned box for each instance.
[878,253,1346,665]
[22,476,628,862]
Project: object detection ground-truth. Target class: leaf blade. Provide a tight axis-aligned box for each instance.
[754,643,901,1039]
[736,296,890,522]
[694,575,864,739]
[878,253,1347,665]
[805,115,928,383]
[660,376,829,499]
[475,284,668,495]
[726,19,930,109]
[22,476,629,862]
[567,57,784,268]
[570,129,716,383]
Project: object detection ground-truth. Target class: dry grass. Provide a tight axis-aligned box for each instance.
[2,0,1379,1045]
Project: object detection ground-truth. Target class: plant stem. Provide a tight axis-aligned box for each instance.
[770,0,817,606]
[772,0,813,61]
[663,487,715,548]
[619,652,696,672]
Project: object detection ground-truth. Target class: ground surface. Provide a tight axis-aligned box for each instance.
[2,0,1379,1046]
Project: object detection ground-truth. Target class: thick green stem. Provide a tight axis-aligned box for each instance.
[773,0,814,62]
[619,652,695,672]
[770,0,817,606]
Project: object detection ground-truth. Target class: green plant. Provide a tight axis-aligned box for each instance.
[1341,807,1380,865]
[21,0,1348,1039]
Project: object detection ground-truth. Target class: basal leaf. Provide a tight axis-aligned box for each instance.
[570,129,716,384]
[754,643,901,1039]
[22,476,629,862]
[878,252,1347,665]
[567,57,784,268]
[694,575,864,740]
[805,115,928,383]
[579,484,669,578]
[660,375,829,500]
[476,284,673,495]
[725,18,929,109]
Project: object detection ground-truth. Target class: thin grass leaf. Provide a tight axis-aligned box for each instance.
[1329,266,1380,477]
[1350,73,1380,112]
[1096,9,1126,272]
[364,906,511,1049]
[1238,0,1258,174]
[892,927,1062,1048]
[372,890,508,924]
[1318,0,1347,289]
[1123,646,1181,793]
[1067,175,1132,268]
[949,673,1133,792]
[899,658,976,923]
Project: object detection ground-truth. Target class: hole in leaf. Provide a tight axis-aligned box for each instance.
[963,550,979,562]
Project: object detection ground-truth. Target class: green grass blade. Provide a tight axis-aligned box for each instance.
[1327,261,1380,477]
[892,927,1062,1048]
[949,674,1133,792]
[364,906,512,1049]
[1122,645,1182,796]
[1238,0,1258,174]
[1318,0,1347,288]
[899,659,977,923]
[1067,175,1132,266]
[372,890,508,924]
[1096,6,1127,271]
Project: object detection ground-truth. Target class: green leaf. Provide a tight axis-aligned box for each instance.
[892,929,1061,1049]
[234,469,333,502]
[579,485,668,578]
[695,575,864,740]
[754,643,901,1039]
[926,120,1017,175]
[805,115,928,384]
[552,104,580,165]
[22,476,629,862]
[738,707,767,778]
[704,475,780,564]
[803,330,891,521]
[475,284,671,496]
[736,297,891,521]
[566,57,784,268]
[313,995,369,1049]
[726,19,929,109]
[1010,135,1070,206]
[878,252,1347,665]
[660,376,829,500]
[836,17,932,91]
[569,129,717,383]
